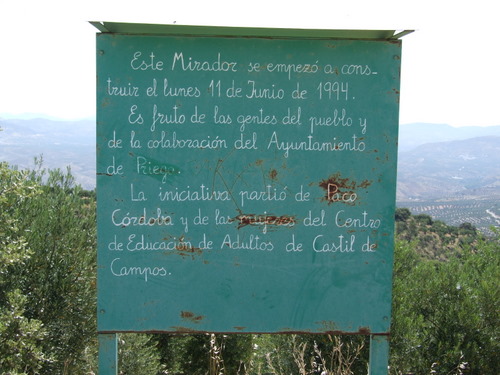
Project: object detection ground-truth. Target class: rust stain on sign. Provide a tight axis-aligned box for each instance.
[234,213,296,231]
[180,311,204,323]
[170,326,199,333]
[319,173,372,205]
[316,321,375,335]
[174,235,203,259]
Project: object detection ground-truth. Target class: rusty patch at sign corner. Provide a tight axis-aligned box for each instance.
[319,173,372,205]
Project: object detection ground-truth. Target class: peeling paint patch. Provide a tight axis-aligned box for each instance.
[269,168,278,180]
[316,320,337,332]
[315,321,375,335]
[175,235,203,259]
[357,327,371,335]
[180,311,204,323]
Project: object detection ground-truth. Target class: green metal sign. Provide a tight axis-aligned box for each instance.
[96,25,401,336]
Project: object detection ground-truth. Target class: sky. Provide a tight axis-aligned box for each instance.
[0,0,498,127]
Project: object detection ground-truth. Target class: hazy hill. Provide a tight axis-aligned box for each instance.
[397,136,500,201]
[0,117,95,189]
[398,122,500,151]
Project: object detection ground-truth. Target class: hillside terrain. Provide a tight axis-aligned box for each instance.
[397,136,500,200]
[395,207,483,260]
[398,122,500,152]
[0,117,95,188]
[1,117,499,232]
[396,124,500,232]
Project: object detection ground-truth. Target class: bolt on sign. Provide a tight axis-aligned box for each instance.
[95,22,407,336]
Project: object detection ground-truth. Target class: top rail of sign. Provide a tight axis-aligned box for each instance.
[90,21,413,41]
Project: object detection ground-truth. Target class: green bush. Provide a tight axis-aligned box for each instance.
[391,235,499,374]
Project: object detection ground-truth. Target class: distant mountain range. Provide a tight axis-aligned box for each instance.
[398,122,500,152]
[1,117,500,203]
[396,123,500,201]
[0,117,95,188]
[397,136,500,201]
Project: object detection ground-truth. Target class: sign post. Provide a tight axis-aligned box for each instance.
[94,22,409,374]
[98,333,118,375]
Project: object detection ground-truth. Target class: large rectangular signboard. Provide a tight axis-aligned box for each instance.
[96,24,402,334]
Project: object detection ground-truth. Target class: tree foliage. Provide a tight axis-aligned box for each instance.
[15,162,98,373]
[0,161,165,374]
[0,162,49,374]
[394,208,482,260]
[119,333,163,375]
[391,233,499,374]
[152,333,252,375]
[0,160,98,374]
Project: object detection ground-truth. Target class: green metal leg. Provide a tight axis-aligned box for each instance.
[99,333,118,375]
[368,335,389,375]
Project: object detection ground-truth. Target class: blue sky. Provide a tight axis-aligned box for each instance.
[0,0,498,127]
